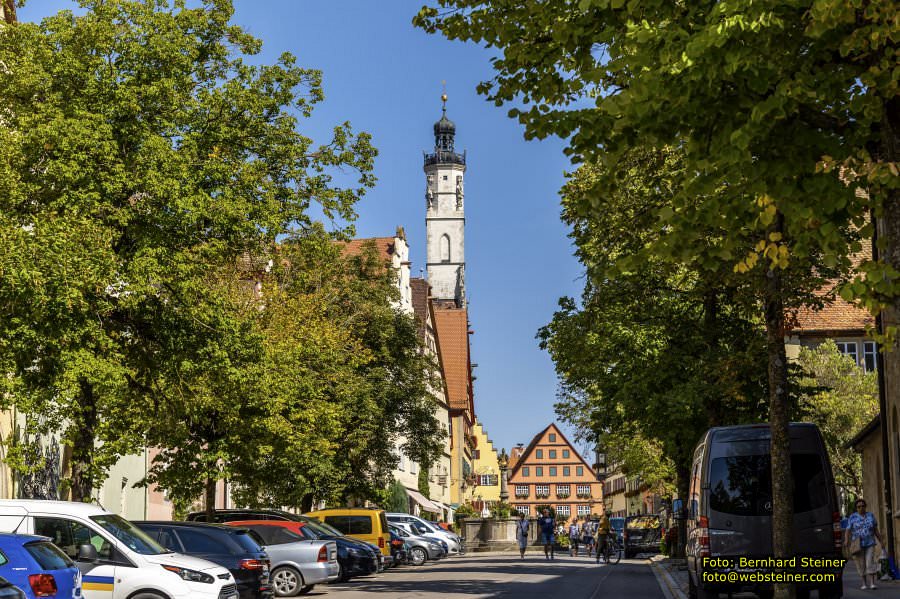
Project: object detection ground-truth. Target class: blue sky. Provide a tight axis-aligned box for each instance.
[19,1,587,456]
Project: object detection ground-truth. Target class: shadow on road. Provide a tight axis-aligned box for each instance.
[326,558,655,597]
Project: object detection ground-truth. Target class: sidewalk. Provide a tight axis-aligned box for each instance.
[648,555,900,599]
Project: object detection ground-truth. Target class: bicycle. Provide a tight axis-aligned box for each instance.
[596,534,623,565]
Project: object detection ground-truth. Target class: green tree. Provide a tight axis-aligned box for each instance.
[0,0,375,501]
[415,5,893,591]
[418,468,431,500]
[384,479,410,514]
[540,146,771,555]
[227,236,444,511]
[797,341,879,501]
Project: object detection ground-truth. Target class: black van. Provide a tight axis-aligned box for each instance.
[686,423,843,599]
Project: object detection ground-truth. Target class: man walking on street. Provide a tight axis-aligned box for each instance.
[568,519,580,557]
[515,512,530,559]
[582,517,596,558]
[538,509,556,560]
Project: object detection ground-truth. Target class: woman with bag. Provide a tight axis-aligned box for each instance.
[845,498,885,590]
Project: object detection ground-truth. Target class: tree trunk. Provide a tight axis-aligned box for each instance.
[675,461,690,559]
[876,94,899,562]
[2,0,17,24]
[300,493,314,513]
[70,381,98,502]
[764,244,795,599]
[205,476,216,520]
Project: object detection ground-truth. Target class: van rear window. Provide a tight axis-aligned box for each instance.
[709,453,829,516]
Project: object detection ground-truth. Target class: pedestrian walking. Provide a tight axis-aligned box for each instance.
[515,512,530,559]
[582,517,596,558]
[537,508,556,560]
[845,498,885,590]
[568,519,580,556]
[595,513,611,563]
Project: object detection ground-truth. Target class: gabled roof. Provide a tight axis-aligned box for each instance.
[432,305,472,413]
[847,414,881,450]
[508,423,595,479]
[788,241,874,334]
[339,237,396,263]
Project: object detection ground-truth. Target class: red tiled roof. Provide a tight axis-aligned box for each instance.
[339,237,396,262]
[788,242,874,334]
[432,306,471,413]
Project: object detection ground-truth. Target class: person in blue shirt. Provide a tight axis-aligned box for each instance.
[537,509,556,560]
[845,498,884,590]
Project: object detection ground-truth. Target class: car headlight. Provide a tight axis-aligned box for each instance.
[162,565,215,584]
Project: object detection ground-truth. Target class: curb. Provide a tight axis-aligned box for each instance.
[650,559,688,599]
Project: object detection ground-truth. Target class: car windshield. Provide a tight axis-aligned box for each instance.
[709,453,828,516]
[300,520,338,538]
[90,515,169,555]
[626,516,660,529]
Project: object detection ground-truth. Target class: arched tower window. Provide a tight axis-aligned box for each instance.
[440,234,451,263]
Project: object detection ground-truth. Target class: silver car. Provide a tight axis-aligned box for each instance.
[388,525,445,565]
[386,514,462,554]
[238,524,338,596]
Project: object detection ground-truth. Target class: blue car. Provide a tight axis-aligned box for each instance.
[0,534,81,599]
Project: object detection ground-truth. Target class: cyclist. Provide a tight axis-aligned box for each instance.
[595,512,611,563]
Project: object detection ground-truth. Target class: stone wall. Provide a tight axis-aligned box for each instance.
[461,517,544,552]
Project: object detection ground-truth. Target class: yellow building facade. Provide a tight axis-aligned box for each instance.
[467,421,500,510]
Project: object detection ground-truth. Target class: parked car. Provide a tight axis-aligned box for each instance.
[134,522,270,599]
[304,509,392,564]
[385,513,462,555]
[297,519,384,574]
[0,533,82,599]
[0,577,24,599]
[225,520,377,582]
[222,522,338,596]
[623,515,662,559]
[187,510,302,524]
[686,423,843,599]
[609,517,625,544]
[0,500,234,599]
[388,525,444,566]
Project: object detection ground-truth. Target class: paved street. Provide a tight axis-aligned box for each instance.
[318,552,667,598]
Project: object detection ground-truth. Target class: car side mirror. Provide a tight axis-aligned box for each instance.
[76,544,98,563]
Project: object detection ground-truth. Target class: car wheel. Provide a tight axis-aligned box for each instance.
[129,593,167,599]
[296,586,314,596]
[410,546,427,566]
[271,566,304,597]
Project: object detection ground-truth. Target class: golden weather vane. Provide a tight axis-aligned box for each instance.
[441,80,447,112]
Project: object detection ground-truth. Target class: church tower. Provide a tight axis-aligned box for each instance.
[424,94,466,306]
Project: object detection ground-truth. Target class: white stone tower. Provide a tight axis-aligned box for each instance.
[424,94,466,306]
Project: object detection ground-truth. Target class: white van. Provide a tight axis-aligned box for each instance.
[0,501,237,599]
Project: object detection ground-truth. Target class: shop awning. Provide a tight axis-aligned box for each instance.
[406,488,441,514]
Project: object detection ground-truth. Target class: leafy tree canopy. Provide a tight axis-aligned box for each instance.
[0,0,375,499]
